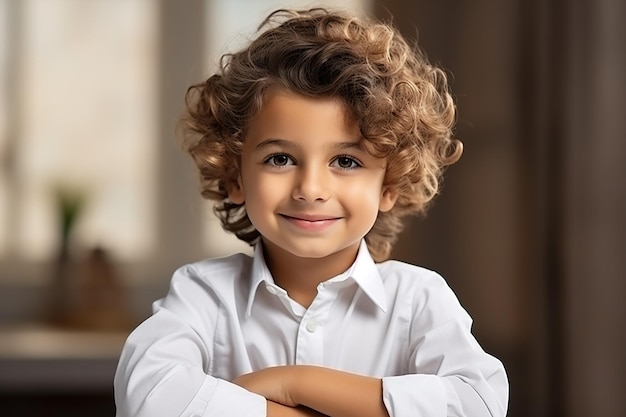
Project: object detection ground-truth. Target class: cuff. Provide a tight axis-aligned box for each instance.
[382,374,447,417]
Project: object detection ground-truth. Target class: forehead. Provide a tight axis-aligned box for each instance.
[245,90,360,144]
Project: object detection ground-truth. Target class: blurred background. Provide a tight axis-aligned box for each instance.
[0,0,623,416]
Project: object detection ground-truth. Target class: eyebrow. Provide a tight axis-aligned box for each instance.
[255,138,362,151]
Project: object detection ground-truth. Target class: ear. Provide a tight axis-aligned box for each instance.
[227,175,245,204]
[379,187,398,213]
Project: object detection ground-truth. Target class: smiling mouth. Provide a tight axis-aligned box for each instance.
[279,214,341,231]
[281,214,340,222]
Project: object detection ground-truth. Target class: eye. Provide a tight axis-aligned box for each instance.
[331,155,361,170]
[264,153,294,167]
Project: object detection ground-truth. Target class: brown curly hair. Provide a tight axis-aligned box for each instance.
[181,8,462,261]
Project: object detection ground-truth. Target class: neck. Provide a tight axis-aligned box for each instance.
[261,239,359,308]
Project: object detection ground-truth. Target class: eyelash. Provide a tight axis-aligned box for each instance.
[263,153,295,167]
[331,155,362,170]
[262,153,363,170]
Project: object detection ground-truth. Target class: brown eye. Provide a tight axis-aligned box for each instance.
[265,154,294,167]
[332,156,360,169]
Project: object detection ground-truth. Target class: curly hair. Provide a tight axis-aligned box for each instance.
[181,8,462,261]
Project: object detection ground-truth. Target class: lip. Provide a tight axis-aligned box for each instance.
[279,213,341,232]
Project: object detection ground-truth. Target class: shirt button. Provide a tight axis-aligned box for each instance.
[305,319,318,333]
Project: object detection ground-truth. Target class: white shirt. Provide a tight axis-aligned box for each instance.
[114,241,508,417]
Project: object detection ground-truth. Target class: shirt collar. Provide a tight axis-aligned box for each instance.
[245,243,275,317]
[342,239,388,312]
[245,240,387,317]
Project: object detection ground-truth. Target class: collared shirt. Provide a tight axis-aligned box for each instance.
[114,241,508,417]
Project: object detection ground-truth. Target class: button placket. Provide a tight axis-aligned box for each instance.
[305,318,318,333]
[294,284,335,365]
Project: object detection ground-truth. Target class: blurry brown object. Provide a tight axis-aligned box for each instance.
[62,247,135,331]
[46,187,134,331]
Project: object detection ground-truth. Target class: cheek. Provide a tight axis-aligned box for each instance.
[347,174,385,200]
[242,176,278,210]
[342,184,383,212]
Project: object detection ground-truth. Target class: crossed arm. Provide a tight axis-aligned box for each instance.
[234,365,390,417]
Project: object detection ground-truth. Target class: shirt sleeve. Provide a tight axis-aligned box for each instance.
[381,272,509,417]
[114,266,266,417]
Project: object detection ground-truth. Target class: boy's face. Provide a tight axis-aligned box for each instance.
[229,90,397,267]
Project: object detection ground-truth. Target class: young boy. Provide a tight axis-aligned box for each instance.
[114,8,508,417]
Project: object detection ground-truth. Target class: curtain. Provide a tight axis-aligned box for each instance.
[376,0,626,416]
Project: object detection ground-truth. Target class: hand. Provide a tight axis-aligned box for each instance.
[234,366,299,407]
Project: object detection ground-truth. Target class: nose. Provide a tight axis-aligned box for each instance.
[292,165,330,202]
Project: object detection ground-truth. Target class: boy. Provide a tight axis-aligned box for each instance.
[114,8,508,417]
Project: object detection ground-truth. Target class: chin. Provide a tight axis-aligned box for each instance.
[287,248,336,259]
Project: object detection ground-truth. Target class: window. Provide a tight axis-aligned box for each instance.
[0,0,371,282]
[0,0,158,262]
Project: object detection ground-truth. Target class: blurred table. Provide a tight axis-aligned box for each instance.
[0,324,128,392]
